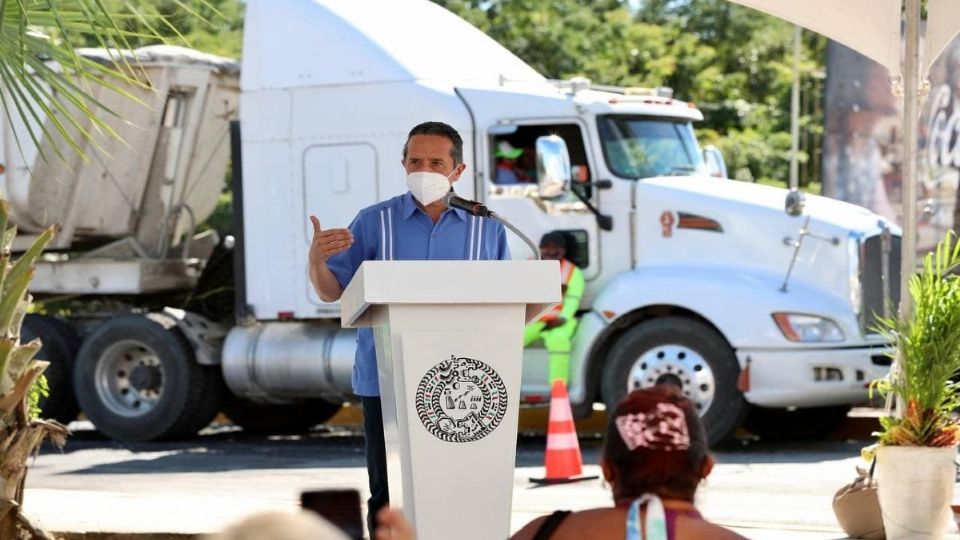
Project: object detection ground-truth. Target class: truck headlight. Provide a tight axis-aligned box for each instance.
[772,313,845,342]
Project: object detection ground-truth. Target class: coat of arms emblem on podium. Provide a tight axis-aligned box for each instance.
[416,355,508,443]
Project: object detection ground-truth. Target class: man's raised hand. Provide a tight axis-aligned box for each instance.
[308,215,354,266]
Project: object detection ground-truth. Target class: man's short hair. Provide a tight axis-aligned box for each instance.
[540,231,568,251]
[403,121,464,165]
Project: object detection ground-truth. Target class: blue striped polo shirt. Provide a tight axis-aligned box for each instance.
[327,191,511,396]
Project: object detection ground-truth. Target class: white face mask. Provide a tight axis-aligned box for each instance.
[406,170,455,205]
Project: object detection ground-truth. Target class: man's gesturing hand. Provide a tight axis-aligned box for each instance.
[308,215,354,266]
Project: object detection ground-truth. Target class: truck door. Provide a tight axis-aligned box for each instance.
[483,122,601,289]
[484,122,605,400]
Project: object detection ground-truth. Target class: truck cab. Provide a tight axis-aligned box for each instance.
[449,80,899,443]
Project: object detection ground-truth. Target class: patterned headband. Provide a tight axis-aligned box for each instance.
[614,402,690,452]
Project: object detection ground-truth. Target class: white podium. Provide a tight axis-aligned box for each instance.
[341,260,560,540]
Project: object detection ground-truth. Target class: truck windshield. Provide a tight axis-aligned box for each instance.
[598,115,707,179]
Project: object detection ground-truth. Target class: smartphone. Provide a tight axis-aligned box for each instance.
[300,489,364,540]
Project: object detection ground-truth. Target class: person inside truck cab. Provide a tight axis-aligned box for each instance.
[517,145,538,182]
[523,232,584,385]
[307,121,511,537]
[494,140,532,184]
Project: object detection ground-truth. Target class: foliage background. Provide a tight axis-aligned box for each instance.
[435,0,826,192]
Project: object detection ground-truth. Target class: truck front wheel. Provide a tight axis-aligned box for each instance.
[73,313,225,441]
[602,317,746,447]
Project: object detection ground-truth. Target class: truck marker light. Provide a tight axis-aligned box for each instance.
[278,311,294,321]
[772,313,800,341]
[601,310,617,321]
[677,212,723,233]
[660,211,675,237]
[737,356,751,392]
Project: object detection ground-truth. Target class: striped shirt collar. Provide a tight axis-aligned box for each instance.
[400,191,467,221]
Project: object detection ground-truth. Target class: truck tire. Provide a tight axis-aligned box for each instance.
[21,314,81,424]
[602,317,746,447]
[223,398,343,434]
[73,313,225,441]
[744,405,851,441]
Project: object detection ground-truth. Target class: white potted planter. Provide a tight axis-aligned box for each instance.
[869,234,960,540]
[876,445,956,539]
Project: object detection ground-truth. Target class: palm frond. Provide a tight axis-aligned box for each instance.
[0,0,218,161]
[873,231,960,446]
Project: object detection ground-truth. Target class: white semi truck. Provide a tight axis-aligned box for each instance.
[9,0,897,445]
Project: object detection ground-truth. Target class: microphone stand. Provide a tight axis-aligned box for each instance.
[489,211,541,261]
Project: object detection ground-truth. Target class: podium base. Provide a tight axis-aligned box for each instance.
[529,474,599,487]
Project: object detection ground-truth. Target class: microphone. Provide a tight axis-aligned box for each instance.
[442,192,492,217]
[442,191,540,259]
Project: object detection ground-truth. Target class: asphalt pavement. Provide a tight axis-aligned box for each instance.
[21,410,960,540]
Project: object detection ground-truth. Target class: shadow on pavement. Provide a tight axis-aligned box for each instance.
[39,415,873,476]
[40,424,371,475]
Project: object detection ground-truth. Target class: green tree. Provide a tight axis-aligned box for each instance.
[76,0,244,57]
[435,0,827,189]
[636,0,826,188]
[437,0,679,86]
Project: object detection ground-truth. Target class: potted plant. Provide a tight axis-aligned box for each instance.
[869,232,960,539]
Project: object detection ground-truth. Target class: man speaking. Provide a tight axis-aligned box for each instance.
[307,121,511,535]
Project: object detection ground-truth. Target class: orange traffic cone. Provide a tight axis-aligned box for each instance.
[530,379,598,485]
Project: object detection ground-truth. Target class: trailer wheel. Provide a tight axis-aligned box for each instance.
[223,398,343,434]
[73,313,225,441]
[744,405,851,440]
[22,314,81,424]
[602,316,746,447]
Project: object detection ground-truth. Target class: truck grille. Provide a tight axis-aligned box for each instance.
[860,233,901,335]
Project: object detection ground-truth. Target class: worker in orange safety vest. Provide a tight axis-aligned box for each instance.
[523,232,585,385]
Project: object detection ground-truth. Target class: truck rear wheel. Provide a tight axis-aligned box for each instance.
[22,314,81,424]
[223,398,343,434]
[73,313,225,441]
[745,405,851,440]
[602,317,746,447]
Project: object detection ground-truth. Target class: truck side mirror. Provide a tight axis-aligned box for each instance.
[702,145,728,179]
[535,135,571,199]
